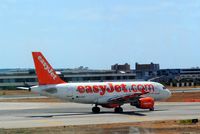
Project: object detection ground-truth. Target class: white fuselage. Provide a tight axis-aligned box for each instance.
[31,81,171,104]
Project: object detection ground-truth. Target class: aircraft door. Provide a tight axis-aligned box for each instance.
[65,86,74,100]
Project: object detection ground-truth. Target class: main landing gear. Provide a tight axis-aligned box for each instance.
[92,105,124,113]
[114,107,123,113]
[92,105,154,113]
[150,107,154,111]
[92,106,100,113]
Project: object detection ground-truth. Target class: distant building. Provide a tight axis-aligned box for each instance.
[156,68,200,86]
[111,63,131,73]
[157,68,200,80]
[155,69,181,84]
[60,69,135,83]
[0,68,136,89]
[0,69,37,89]
[135,62,160,80]
[2,64,200,89]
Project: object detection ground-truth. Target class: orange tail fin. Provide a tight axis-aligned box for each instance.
[32,52,66,85]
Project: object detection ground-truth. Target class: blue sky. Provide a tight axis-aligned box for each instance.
[0,0,199,69]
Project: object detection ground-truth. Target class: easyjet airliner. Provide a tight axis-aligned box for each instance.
[24,52,171,113]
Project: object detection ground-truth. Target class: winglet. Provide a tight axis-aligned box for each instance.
[32,52,66,85]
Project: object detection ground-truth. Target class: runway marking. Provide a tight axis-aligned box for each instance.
[127,116,148,121]
[36,119,65,126]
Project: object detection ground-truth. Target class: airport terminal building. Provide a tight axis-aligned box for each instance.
[0,68,136,89]
[1,63,200,89]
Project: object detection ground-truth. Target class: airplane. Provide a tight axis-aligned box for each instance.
[23,52,171,113]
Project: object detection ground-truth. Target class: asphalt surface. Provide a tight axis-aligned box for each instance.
[0,94,47,99]
[0,102,200,128]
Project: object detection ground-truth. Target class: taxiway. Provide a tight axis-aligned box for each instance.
[0,102,199,128]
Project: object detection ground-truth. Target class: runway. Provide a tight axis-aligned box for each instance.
[0,102,200,128]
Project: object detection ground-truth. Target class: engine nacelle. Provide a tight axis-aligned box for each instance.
[131,97,154,109]
[101,104,120,108]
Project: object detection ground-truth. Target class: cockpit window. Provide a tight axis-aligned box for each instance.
[163,86,167,90]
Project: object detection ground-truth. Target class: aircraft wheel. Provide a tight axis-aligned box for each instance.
[150,107,154,111]
[92,106,100,113]
[114,107,123,113]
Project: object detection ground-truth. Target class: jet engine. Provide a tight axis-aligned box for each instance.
[131,97,154,110]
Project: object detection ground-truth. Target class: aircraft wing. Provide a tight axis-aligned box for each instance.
[106,92,149,104]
